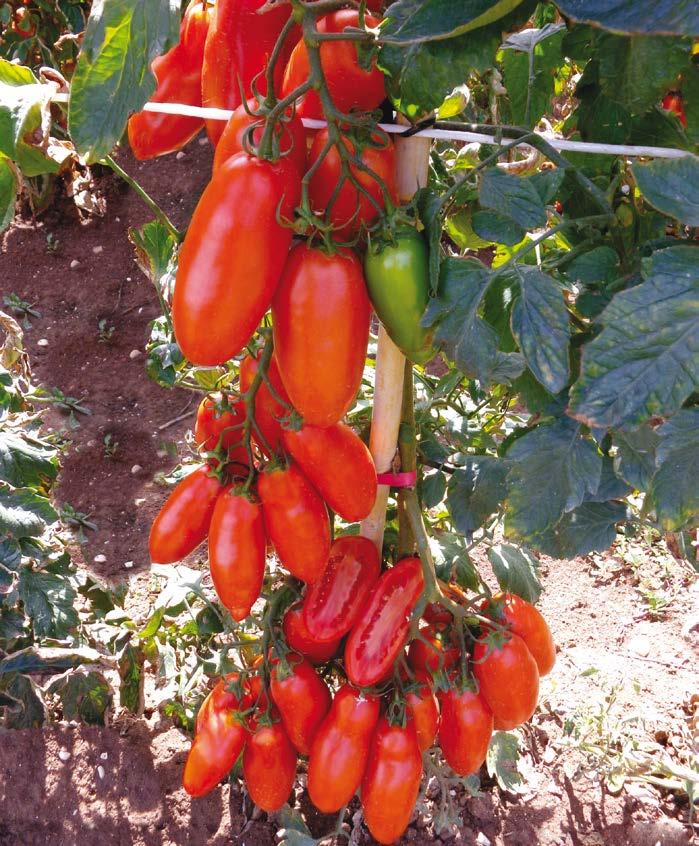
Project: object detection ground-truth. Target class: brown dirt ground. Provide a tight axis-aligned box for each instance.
[0,133,697,846]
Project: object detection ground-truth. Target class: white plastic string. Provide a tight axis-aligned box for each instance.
[138,101,693,159]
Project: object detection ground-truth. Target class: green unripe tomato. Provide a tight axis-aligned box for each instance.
[364,228,436,365]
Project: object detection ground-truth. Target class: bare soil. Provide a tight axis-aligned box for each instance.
[0,135,697,846]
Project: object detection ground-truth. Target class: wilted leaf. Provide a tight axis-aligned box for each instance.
[0,484,58,537]
[0,432,58,488]
[2,673,47,728]
[486,731,526,793]
[49,669,112,724]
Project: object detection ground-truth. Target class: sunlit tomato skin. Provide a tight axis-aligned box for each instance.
[302,535,380,643]
[273,244,371,427]
[201,0,297,144]
[257,462,330,583]
[407,625,460,675]
[308,129,396,238]
[662,92,687,127]
[128,0,211,159]
[482,593,556,676]
[184,674,248,797]
[438,686,493,776]
[283,604,342,663]
[406,679,440,753]
[361,716,423,845]
[173,154,300,366]
[282,423,377,522]
[282,10,385,121]
[243,721,297,812]
[149,466,223,563]
[208,489,265,621]
[270,654,332,755]
[473,633,539,730]
[213,99,307,176]
[307,685,380,812]
[239,352,290,456]
[345,556,425,687]
[194,394,248,467]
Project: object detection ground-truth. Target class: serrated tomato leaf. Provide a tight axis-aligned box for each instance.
[487,544,542,603]
[632,156,699,226]
[648,409,699,531]
[18,569,79,638]
[447,457,508,534]
[535,501,627,558]
[479,168,547,230]
[0,432,58,488]
[0,484,58,538]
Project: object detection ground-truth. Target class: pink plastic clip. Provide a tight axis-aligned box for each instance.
[376,471,417,488]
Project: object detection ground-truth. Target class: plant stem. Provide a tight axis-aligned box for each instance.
[397,359,416,556]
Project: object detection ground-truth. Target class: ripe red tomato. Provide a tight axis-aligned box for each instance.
[308,129,397,238]
[128,0,211,159]
[345,556,424,687]
[482,593,556,676]
[239,351,290,455]
[361,715,423,845]
[473,633,539,730]
[282,422,376,522]
[270,654,332,755]
[282,10,385,120]
[172,154,301,366]
[283,603,342,663]
[406,678,440,753]
[201,0,297,144]
[258,462,330,583]
[423,602,453,626]
[407,624,460,675]
[183,674,248,797]
[243,720,297,812]
[437,686,493,776]
[208,489,265,621]
[308,684,380,812]
[149,466,223,563]
[194,394,248,468]
[213,99,307,176]
[302,535,380,643]
[273,244,371,427]
[662,92,687,127]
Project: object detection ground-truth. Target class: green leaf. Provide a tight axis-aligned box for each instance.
[422,470,447,508]
[472,210,525,246]
[0,608,27,643]
[501,23,566,126]
[568,246,699,429]
[446,210,492,249]
[479,168,547,230]
[152,562,204,611]
[431,531,480,591]
[68,0,182,162]
[129,219,178,294]
[48,669,112,725]
[277,806,318,846]
[0,156,17,233]
[118,642,143,712]
[648,409,699,531]
[509,266,570,393]
[535,501,627,557]
[588,456,632,502]
[2,673,47,728]
[504,419,602,541]
[0,484,58,537]
[0,432,58,488]
[554,0,698,37]
[613,425,659,490]
[0,646,102,676]
[447,457,509,534]
[488,543,542,602]
[18,569,79,638]
[382,0,525,43]
[632,156,699,226]
[486,731,525,793]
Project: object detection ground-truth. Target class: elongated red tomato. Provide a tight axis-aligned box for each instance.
[302,536,380,643]
[273,244,371,427]
[283,604,341,664]
[406,678,440,753]
[282,423,377,521]
[201,0,297,144]
[208,489,265,621]
[361,716,423,845]
[183,675,248,797]
[128,0,211,159]
[239,351,290,456]
[270,654,332,755]
[345,557,424,687]
[194,394,248,467]
[482,592,555,676]
[173,154,300,366]
[257,462,330,583]
[437,686,493,776]
[282,11,385,120]
[243,720,297,811]
[407,624,459,675]
[149,466,223,563]
[308,685,380,812]
[213,99,307,176]
[309,129,397,238]
[473,633,539,730]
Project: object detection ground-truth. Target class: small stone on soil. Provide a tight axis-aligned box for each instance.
[131,465,143,475]
[92,245,104,255]
[129,349,142,359]
[97,765,105,779]
[176,151,186,160]
[69,259,80,269]
[37,338,49,347]
[58,748,71,762]
[124,561,134,569]
[94,554,107,564]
